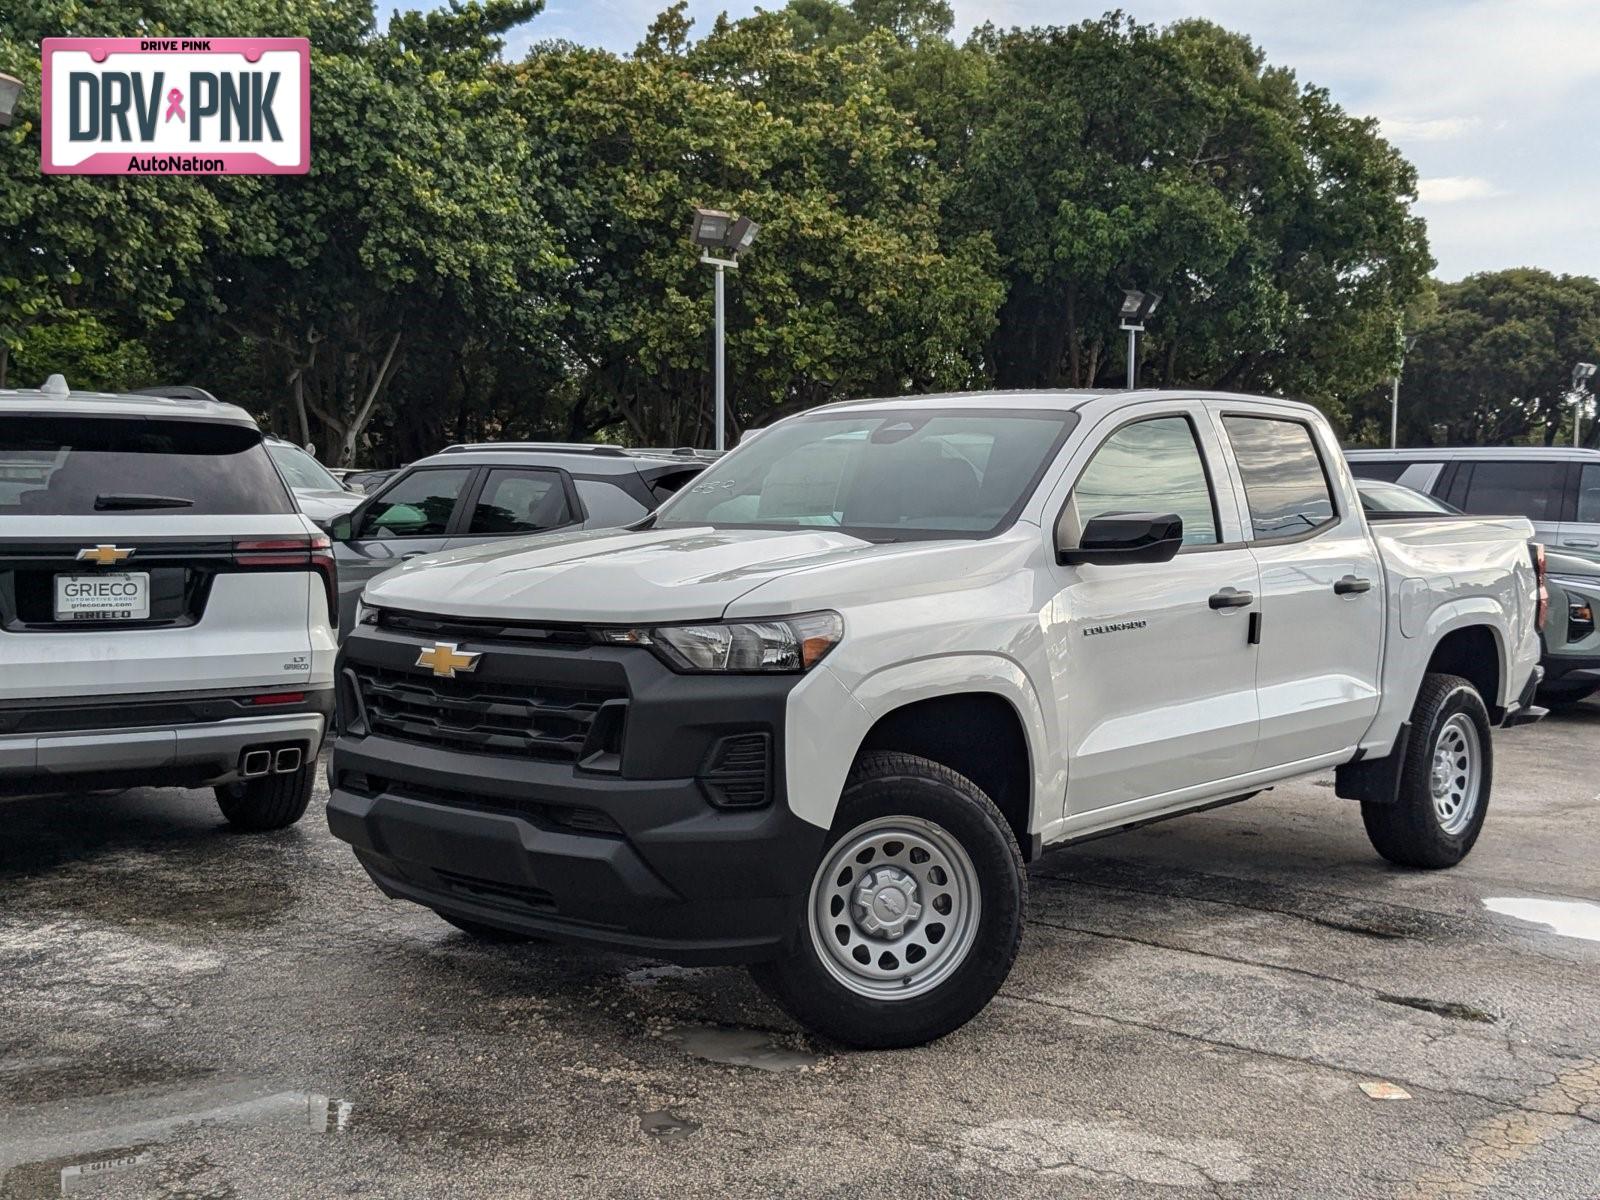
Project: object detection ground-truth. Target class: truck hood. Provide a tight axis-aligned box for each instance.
[362,524,1033,624]
[363,526,885,623]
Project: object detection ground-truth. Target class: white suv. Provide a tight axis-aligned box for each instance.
[0,377,336,830]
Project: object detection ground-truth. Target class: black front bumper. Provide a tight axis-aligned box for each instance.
[326,619,828,964]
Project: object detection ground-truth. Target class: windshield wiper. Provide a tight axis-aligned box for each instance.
[94,493,195,510]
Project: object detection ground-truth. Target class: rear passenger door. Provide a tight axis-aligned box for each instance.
[1212,405,1385,772]
[442,467,581,550]
[1561,463,1600,560]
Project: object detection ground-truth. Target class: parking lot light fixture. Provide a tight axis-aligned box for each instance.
[1117,289,1162,390]
[1574,362,1598,448]
[0,73,23,128]
[690,207,761,452]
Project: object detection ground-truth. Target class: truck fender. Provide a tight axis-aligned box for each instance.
[783,655,1056,835]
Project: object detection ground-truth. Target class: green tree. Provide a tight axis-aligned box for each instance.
[516,5,1000,445]
[1345,270,1600,446]
[939,15,1429,418]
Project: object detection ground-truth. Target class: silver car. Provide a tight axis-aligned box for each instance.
[1346,446,1600,560]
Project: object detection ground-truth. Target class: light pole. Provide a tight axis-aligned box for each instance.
[690,207,760,452]
[1390,332,1418,448]
[1573,362,1598,448]
[1117,289,1161,390]
[0,73,22,128]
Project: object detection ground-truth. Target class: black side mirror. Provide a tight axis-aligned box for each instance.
[328,513,354,542]
[1058,512,1184,566]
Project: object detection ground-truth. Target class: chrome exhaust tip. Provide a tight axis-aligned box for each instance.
[241,750,272,777]
[274,746,303,774]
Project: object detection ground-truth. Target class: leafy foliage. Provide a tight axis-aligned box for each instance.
[2,0,1539,464]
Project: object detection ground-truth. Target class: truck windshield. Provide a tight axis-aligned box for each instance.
[654,408,1077,540]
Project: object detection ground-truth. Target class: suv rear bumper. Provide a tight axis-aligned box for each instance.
[0,688,332,795]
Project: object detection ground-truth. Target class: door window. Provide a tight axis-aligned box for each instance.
[1223,417,1336,541]
[467,469,576,535]
[1069,416,1219,545]
[574,477,648,526]
[358,468,472,538]
[1460,461,1562,522]
[1574,465,1600,524]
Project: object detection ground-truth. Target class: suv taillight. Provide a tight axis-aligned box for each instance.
[1531,543,1548,632]
[233,535,338,624]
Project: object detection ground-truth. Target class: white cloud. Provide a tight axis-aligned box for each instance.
[1378,116,1479,143]
[1417,176,1500,204]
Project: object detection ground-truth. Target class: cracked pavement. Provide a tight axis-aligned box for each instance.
[3,705,1600,1198]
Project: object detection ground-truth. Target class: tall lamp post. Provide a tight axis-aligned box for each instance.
[1118,289,1161,390]
[0,73,24,127]
[1574,362,1598,448]
[1390,332,1418,448]
[689,207,760,452]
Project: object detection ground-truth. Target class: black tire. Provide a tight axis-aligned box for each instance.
[435,911,538,943]
[1361,673,1492,869]
[750,751,1025,1050]
[213,764,314,831]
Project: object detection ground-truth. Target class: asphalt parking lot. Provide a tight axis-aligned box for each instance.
[3,709,1599,1199]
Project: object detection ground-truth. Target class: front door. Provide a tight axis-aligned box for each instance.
[334,465,477,635]
[1212,407,1385,770]
[1045,406,1261,817]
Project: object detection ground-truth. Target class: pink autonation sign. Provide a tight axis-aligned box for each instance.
[41,37,310,175]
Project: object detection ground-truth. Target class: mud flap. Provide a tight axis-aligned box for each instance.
[1334,724,1411,805]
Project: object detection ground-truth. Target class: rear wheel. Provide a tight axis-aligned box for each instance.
[214,764,314,831]
[750,751,1025,1049]
[1361,673,1491,869]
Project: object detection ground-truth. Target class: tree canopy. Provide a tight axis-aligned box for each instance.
[2,0,1567,464]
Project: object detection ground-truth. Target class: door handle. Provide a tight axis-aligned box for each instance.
[1209,587,1254,610]
[1564,539,1599,549]
[1334,575,1373,596]
[400,552,424,560]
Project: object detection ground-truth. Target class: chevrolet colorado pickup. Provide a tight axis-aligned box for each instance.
[328,390,1546,1047]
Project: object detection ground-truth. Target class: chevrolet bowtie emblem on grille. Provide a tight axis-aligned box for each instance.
[76,544,134,566]
[416,642,480,679]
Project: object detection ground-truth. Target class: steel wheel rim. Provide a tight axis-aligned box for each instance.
[1430,713,1481,836]
[807,815,982,1001]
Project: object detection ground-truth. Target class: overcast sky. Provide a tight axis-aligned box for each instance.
[496,0,1600,281]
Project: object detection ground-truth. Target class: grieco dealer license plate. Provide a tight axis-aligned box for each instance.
[54,572,151,621]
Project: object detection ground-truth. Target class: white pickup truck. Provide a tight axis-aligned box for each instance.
[327,389,1546,1048]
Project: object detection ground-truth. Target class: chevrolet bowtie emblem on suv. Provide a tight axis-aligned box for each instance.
[416,642,480,679]
[76,545,134,565]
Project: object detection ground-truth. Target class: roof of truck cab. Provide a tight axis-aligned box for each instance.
[0,386,258,427]
[1345,446,1600,461]
[803,388,1319,416]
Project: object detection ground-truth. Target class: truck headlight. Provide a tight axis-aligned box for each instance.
[598,611,843,673]
[354,599,378,627]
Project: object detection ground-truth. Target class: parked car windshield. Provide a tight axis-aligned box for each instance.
[0,415,295,516]
[653,408,1078,540]
[1356,478,1459,515]
[268,441,345,491]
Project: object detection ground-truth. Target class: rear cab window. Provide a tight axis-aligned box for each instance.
[1223,416,1337,541]
[0,415,294,516]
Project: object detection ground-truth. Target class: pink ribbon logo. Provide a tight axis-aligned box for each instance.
[164,88,185,123]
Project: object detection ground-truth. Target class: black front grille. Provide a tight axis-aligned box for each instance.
[352,663,623,762]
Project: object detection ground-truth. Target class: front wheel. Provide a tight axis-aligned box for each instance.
[1362,673,1492,869]
[750,752,1025,1049]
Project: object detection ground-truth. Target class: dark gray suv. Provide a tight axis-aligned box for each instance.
[326,444,710,637]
